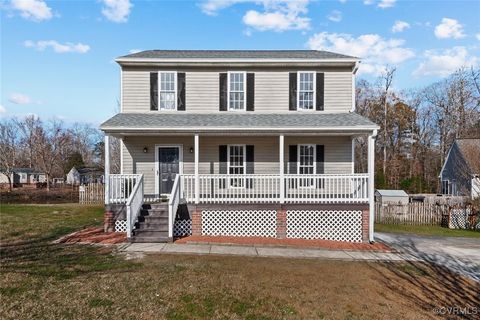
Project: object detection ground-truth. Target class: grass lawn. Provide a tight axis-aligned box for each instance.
[1,204,478,319]
[375,223,480,238]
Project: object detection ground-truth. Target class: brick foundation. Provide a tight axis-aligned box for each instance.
[362,209,370,243]
[276,209,286,239]
[192,210,202,236]
[104,210,115,232]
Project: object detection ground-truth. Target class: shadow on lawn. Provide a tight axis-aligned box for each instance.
[0,229,139,279]
[370,238,479,318]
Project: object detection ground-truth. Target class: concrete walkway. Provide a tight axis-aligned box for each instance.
[117,242,418,262]
[376,232,480,282]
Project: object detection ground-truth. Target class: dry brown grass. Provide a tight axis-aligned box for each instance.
[1,204,479,319]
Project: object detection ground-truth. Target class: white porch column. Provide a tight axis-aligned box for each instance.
[367,129,377,242]
[104,134,110,205]
[279,134,285,203]
[194,133,199,204]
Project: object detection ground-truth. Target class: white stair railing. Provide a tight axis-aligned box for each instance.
[125,174,144,238]
[168,175,182,239]
[108,174,142,204]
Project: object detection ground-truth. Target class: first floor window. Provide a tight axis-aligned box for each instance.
[228,72,245,110]
[298,72,314,110]
[298,144,315,187]
[442,180,450,195]
[228,145,245,187]
[159,72,176,110]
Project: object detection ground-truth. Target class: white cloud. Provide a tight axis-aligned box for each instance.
[0,105,6,117]
[128,49,141,54]
[477,33,480,41]
[339,0,347,3]
[378,0,396,9]
[242,1,310,31]
[9,93,31,105]
[307,32,415,75]
[434,18,465,39]
[10,0,52,21]
[24,40,90,53]
[327,10,342,22]
[363,0,374,5]
[413,47,478,77]
[201,0,311,32]
[392,20,410,33]
[101,0,132,23]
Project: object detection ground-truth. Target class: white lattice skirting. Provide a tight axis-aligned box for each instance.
[114,220,127,233]
[286,210,363,242]
[174,220,192,237]
[202,210,277,237]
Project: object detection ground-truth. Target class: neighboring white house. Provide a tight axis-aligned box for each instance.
[0,168,47,185]
[66,167,104,185]
[375,189,409,205]
[100,50,380,243]
[439,138,480,199]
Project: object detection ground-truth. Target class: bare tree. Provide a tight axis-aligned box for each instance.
[379,66,396,176]
[0,119,20,191]
[34,120,71,191]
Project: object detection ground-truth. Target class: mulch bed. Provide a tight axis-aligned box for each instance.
[55,227,126,244]
[175,235,393,252]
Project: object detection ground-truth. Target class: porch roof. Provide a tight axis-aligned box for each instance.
[100,112,379,135]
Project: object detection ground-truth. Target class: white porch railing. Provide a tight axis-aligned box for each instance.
[125,174,144,238]
[168,175,182,238]
[181,174,368,204]
[107,174,143,204]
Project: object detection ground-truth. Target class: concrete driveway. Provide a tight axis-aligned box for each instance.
[376,232,480,282]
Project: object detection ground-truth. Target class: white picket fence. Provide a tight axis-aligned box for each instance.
[79,184,105,204]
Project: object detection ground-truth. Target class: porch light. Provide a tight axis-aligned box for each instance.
[143,147,148,153]
[190,147,194,153]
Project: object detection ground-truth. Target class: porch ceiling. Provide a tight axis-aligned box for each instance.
[100,112,379,135]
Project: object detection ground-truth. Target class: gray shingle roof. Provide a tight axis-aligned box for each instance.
[100,113,378,132]
[119,50,357,60]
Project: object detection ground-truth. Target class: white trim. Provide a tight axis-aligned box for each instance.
[351,138,355,174]
[227,71,247,111]
[296,71,316,111]
[227,144,247,188]
[155,144,183,197]
[102,126,380,133]
[351,71,355,112]
[120,139,124,174]
[194,134,199,204]
[279,134,285,204]
[297,144,316,175]
[116,58,359,64]
[368,129,377,243]
[120,68,123,112]
[104,135,110,205]
[158,71,178,111]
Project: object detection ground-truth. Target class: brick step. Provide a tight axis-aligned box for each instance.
[129,236,170,243]
[134,229,169,237]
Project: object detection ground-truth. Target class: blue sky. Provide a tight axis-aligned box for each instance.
[1,0,479,124]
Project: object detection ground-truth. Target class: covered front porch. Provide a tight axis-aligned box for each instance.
[100,113,379,243]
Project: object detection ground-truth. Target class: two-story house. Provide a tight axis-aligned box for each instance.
[100,50,379,244]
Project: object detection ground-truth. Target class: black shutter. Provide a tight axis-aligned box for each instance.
[316,145,325,188]
[219,73,228,111]
[177,72,186,111]
[316,73,324,111]
[289,145,297,174]
[246,73,255,111]
[289,72,297,111]
[150,72,158,111]
[219,145,227,188]
[246,145,254,188]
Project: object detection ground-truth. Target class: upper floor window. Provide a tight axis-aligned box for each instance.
[228,72,245,111]
[159,72,177,110]
[297,72,315,110]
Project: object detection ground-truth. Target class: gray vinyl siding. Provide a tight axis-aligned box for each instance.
[440,143,471,196]
[121,67,353,114]
[122,135,353,195]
